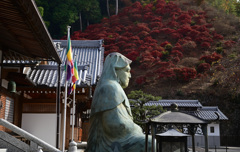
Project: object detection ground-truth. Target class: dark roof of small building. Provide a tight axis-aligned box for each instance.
[145,100,202,108]
[145,100,228,121]
[193,106,228,121]
[23,40,104,87]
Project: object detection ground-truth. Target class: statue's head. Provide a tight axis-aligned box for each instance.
[116,64,131,88]
[100,52,132,88]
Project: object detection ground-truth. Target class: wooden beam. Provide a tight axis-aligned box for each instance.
[23,98,56,103]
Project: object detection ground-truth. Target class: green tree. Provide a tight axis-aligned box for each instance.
[78,0,102,26]
[206,0,237,14]
[234,1,240,16]
[35,0,102,38]
[128,90,165,129]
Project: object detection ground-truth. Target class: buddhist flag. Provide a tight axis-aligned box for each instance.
[72,60,79,84]
[68,60,79,95]
[71,60,79,92]
[66,33,74,81]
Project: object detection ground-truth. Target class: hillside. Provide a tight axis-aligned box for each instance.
[68,0,240,143]
[69,0,239,94]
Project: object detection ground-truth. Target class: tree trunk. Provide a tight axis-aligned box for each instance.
[116,0,118,15]
[79,12,82,32]
[107,0,110,18]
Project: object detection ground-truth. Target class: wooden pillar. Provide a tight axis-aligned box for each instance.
[56,63,61,148]
[151,123,156,152]
[66,106,71,148]
[191,134,195,152]
[13,94,21,127]
[60,102,64,150]
[189,125,196,152]
[203,124,209,152]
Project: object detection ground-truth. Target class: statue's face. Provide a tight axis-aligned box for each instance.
[116,65,131,88]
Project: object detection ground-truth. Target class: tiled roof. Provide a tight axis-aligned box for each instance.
[52,40,104,85]
[193,106,228,121]
[24,40,104,87]
[25,65,91,87]
[145,100,202,108]
[145,100,228,121]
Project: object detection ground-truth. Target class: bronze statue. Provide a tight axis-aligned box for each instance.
[86,52,152,152]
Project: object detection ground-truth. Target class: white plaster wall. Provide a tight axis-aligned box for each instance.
[21,113,58,147]
[208,123,220,136]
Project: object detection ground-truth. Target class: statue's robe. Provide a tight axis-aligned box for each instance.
[86,80,152,152]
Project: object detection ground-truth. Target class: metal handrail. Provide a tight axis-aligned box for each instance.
[0,118,61,152]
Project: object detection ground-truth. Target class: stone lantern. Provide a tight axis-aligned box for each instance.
[156,128,189,152]
[145,103,209,152]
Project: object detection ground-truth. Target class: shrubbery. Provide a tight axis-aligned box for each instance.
[69,0,236,84]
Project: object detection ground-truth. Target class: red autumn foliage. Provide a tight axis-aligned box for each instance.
[144,12,155,22]
[174,67,197,81]
[159,28,176,35]
[170,32,182,39]
[134,23,151,33]
[130,14,143,22]
[143,3,154,13]
[136,76,147,85]
[177,13,192,24]
[126,51,139,61]
[158,68,176,79]
[138,31,150,39]
[197,63,211,73]
[177,24,193,35]
[213,33,224,40]
[200,52,222,64]
[160,41,171,47]
[172,56,180,63]
[200,42,211,49]
[67,0,236,84]
[171,50,183,58]
[151,50,163,58]
[188,10,196,16]
[150,22,163,28]
[223,40,236,48]
[167,20,180,28]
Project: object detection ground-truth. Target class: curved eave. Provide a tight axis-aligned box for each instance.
[150,111,207,124]
[0,0,62,63]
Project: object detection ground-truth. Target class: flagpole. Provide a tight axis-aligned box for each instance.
[62,25,71,151]
[71,55,77,141]
[68,56,79,152]
[71,85,76,141]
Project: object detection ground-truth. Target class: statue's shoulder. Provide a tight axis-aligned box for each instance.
[91,80,125,115]
[98,80,121,92]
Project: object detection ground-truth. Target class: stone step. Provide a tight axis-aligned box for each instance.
[0,149,7,152]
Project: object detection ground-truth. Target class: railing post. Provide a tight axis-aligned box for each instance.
[37,147,43,152]
[68,140,77,152]
[30,141,38,150]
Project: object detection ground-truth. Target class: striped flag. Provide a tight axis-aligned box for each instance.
[66,33,74,81]
[68,60,79,95]
[72,60,79,84]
